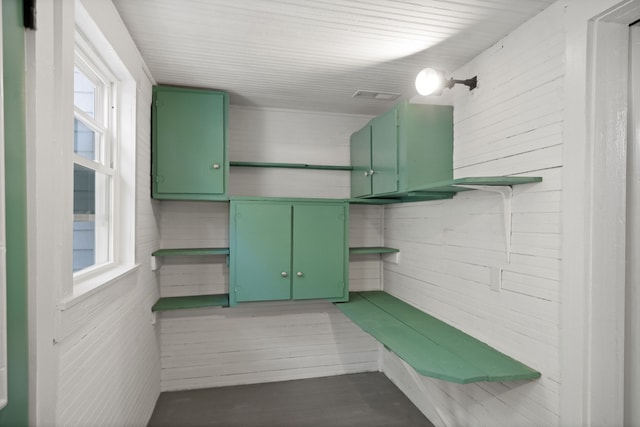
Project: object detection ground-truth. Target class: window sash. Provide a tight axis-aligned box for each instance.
[72,51,117,277]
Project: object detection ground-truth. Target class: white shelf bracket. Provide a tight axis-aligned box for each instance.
[454,185,513,263]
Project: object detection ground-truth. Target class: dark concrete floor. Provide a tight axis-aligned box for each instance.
[148,372,435,427]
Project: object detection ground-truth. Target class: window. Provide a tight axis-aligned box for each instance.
[73,53,115,273]
[72,34,122,278]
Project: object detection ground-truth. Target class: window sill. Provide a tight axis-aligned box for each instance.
[59,263,140,311]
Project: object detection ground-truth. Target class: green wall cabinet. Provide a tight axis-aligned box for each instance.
[152,86,228,200]
[350,102,453,199]
[229,199,349,305]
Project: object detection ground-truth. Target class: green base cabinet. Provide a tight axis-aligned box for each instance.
[350,102,453,198]
[152,85,228,200]
[229,199,349,305]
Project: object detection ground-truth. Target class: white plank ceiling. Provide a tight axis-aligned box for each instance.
[113,0,556,115]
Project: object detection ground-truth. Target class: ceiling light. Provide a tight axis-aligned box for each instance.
[415,68,478,96]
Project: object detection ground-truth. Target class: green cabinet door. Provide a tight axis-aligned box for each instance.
[152,86,228,200]
[230,200,349,305]
[350,126,372,198]
[231,203,292,303]
[292,204,346,300]
[371,107,399,195]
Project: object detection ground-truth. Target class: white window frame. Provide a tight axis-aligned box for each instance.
[68,21,137,299]
[72,37,118,277]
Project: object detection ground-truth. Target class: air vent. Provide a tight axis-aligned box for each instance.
[352,90,401,101]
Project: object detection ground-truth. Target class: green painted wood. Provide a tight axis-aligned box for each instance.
[152,294,230,312]
[349,247,399,255]
[335,292,541,384]
[350,176,543,204]
[230,196,347,203]
[231,202,293,303]
[152,86,228,200]
[350,102,455,201]
[347,197,402,205]
[350,126,372,198]
[0,1,29,424]
[292,203,347,300]
[399,103,454,192]
[336,294,484,383]
[371,107,399,195]
[152,248,230,256]
[230,200,349,305]
[407,176,543,193]
[230,161,352,171]
[360,292,541,382]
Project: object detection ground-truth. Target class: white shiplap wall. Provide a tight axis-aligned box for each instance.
[55,3,161,422]
[228,106,367,199]
[383,3,563,426]
[158,107,384,390]
[159,301,380,391]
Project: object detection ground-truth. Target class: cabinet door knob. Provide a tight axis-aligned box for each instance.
[281,272,288,277]
[369,169,375,176]
[364,171,369,177]
[212,163,221,169]
[296,272,303,277]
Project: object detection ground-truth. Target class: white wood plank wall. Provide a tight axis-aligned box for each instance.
[228,106,370,199]
[159,301,380,391]
[158,201,229,297]
[349,204,385,292]
[157,107,384,390]
[56,38,161,426]
[384,3,563,426]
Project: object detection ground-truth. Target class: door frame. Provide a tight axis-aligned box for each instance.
[562,1,640,425]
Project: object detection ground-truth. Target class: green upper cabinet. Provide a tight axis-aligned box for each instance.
[350,102,453,199]
[350,125,372,198]
[152,85,228,200]
[230,199,349,305]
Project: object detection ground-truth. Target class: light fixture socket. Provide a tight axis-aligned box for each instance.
[415,68,478,96]
[445,76,477,91]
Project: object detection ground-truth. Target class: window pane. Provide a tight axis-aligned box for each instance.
[74,66,96,119]
[74,118,100,161]
[73,164,111,272]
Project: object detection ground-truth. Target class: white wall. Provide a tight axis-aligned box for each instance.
[27,0,161,425]
[156,107,386,390]
[228,106,359,199]
[383,3,563,426]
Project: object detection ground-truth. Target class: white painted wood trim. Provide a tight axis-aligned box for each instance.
[561,1,639,425]
[0,0,7,411]
[625,23,640,427]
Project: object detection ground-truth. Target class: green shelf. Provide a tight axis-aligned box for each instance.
[152,294,230,312]
[406,176,543,193]
[349,247,400,255]
[152,248,230,257]
[335,292,541,384]
[350,176,542,204]
[230,161,352,171]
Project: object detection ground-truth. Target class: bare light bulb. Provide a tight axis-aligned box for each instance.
[415,68,444,96]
